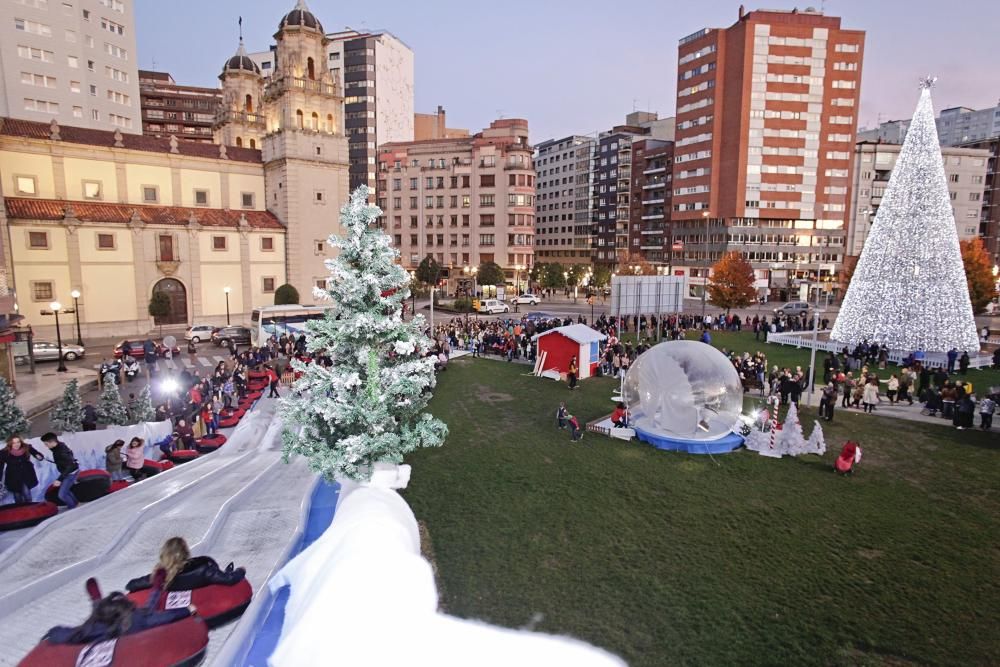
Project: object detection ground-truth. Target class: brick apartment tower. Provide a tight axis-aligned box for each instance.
[672,6,865,301]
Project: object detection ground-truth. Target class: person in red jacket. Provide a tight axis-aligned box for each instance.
[266,364,280,398]
[610,402,629,427]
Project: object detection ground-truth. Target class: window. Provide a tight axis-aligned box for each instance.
[480,175,495,187]
[142,185,158,203]
[260,236,274,251]
[194,189,209,206]
[70,80,80,93]
[96,232,115,249]
[32,281,54,301]
[18,45,55,62]
[949,174,960,183]
[969,192,981,201]
[15,175,38,195]
[82,180,102,200]
[479,234,495,246]
[241,192,255,209]
[23,98,59,114]
[315,190,325,203]
[28,231,50,249]
[89,84,97,96]
[212,236,227,251]
[315,241,325,254]
[480,194,495,207]
[72,105,82,118]
[14,18,52,36]
[258,276,277,294]
[972,175,984,184]
[480,214,495,226]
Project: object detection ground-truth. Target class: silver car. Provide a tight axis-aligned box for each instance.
[30,340,86,362]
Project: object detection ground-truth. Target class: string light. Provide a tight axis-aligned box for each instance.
[831,83,980,352]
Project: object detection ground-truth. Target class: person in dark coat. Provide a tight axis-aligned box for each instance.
[0,435,45,503]
[41,432,80,509]
[958,351,970,375]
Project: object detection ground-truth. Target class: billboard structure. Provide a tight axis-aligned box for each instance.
[610,276,684,318]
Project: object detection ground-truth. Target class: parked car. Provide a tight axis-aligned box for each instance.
[184,324,219,343]
[16,340,85,364]
[523,311,556,324]
[477,299,509,315]
[773,301,810,317]
[511,293,540,305]
[113,339,180,359]
[212,325,252,347]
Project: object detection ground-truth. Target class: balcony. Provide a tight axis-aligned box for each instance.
[213,110,266,128]
[642,213,665,220]
[642,198,666,205]
[643,166,667,175]
[642,181,665,189]
[264,75,340,100]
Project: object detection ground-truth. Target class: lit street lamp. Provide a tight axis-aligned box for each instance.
[223,286,231,326]
[50,301,67,372]
[70,289,83,346]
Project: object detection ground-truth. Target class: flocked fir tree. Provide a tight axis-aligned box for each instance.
[805,420,826,456]
[0,377,30,440]
[777,402,807,456]
[96,373,129,426]
[50,378,84,432]
[279,186,448,481]
[832,79,980,352]
[128,385,156,425]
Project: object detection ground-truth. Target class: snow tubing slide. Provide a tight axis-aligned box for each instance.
[166,450,199,465]
[195,434,227,453]
[17,615,209,667]
[218,413,243,428]
[0,501,58,531]
[126,579,254,629]
[140,459,174,477]
[45,469,112,506]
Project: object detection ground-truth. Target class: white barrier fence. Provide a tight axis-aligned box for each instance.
[766,331,995,370]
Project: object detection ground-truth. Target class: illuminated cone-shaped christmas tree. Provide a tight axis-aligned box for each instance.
[832,79,980,353]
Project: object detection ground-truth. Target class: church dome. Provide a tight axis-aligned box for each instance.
[222,39,260,76]
[278,0,323,33]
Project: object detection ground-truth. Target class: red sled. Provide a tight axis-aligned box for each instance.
[166,450,199,465]
[126,579,253,629]
[45,469,112,506]
[0,501,57,531]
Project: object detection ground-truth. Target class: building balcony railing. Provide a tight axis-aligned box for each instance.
[642,182,665,189]
[642,198,666,205]
[264,75,340,99]
[642,213,665,220]
[213,110,266,128]
[643,166,667,175]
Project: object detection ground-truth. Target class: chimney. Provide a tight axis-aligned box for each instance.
[739,5,745,19]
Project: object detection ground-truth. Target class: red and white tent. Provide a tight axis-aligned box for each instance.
[532,324,606,380]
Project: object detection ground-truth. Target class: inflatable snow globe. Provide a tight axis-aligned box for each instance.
[623,340,745,454]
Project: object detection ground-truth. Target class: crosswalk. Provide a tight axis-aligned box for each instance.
[93,353,235,372]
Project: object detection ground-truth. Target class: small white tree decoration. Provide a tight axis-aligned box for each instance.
[96,373,129,426]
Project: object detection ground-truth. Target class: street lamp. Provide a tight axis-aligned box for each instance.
[50,301,67,372]
[70,289,83,346]
[700,211,711,326]
[223,286,231,326]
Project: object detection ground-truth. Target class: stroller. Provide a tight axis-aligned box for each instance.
[835,441,862,475]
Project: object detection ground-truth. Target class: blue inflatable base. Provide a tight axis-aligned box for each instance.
[633,427,744,454]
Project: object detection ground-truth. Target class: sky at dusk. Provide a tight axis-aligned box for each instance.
[135,0,1000,141]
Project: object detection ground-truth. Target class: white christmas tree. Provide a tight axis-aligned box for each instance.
[50,379,84,432]
[805,420,826,456]
[0,377,30,440]
[777,403,808,456]
[279,186,448,482]
[96,373,129,426]
[832,79,980,352]
[128,385,156,425]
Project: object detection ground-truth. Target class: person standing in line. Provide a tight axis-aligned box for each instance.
[0,435,46,503]
[41,432,80,509]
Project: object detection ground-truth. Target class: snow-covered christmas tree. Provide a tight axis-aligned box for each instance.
[279,186,448,481]
[832,78,980,352]
[50,379,83,432]
[128,385,156,425]
[778,402,808,456]
[96,373,129,426]
[0,376,29,440]
[805,420,826,456]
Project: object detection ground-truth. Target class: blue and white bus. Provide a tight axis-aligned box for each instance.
[250,304,336,346]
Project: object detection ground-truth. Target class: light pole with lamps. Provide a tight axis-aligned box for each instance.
[70,289,83,345]
[223,286,231,326]
[700,211,710,326]
[50,301,68,372]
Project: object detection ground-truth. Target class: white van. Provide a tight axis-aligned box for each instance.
[477,299,510,314]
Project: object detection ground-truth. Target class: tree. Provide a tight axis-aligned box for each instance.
[0,377,30,440]
[96,372,129,426]
[832,83,980,352]
[622,254,657,276]
[128,384,156,424]
[539,263,566,290]
[415,254,442,287]
[707,252,756,314]
[274,283,300,305]
[960,238,997,315]
[566,264,589,288]
[591,265,612,289]
[50,379,83,432]
[279,186,448,482]
[148,291,171,336]
[477,261,505,287]
[777,403,808,456]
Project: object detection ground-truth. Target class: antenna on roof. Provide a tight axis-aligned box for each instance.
[238,15,243,42]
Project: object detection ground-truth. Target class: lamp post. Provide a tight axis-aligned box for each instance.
[70,289,83,345]
[50,301,67,372]
[223,286,231,326]
[409,271,417,321]
[807,309,822,399]
[700,211,710,326]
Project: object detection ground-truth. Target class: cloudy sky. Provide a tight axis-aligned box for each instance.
[136,0,1000,140]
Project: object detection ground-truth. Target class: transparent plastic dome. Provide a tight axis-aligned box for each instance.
[623,340,743,441]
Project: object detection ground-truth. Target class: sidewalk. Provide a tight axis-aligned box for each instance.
[774,388,978,429]
[14,366,99,419]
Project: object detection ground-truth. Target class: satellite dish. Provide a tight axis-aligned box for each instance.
[163,335,177,348]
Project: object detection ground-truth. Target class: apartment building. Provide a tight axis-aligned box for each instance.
[671,7,864,300]
[376,119,535,285]
[847,141,990,257]
[0,0,141,132]
[138,70,221,143]
[958,137,1000,261]
[630,139,674,266]
[414,106,469,141]
[249,23,414,193]
[534,135,594,266]
[859,103,1000,147]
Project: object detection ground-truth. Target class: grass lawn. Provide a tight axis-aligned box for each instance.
[403,357,999,667]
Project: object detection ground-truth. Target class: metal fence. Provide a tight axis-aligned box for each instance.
[766,331,995,370]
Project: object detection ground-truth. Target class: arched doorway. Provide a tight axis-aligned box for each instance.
[152,278,188,326]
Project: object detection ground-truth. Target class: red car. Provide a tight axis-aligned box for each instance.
[113,339,181,359]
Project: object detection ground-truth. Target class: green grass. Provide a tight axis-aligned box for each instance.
[403,358,999,667]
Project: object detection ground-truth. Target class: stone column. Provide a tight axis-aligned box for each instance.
[238,215,253,320]
[51,156,67,199]
[129,212,149,336]
[187,216,203,320]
